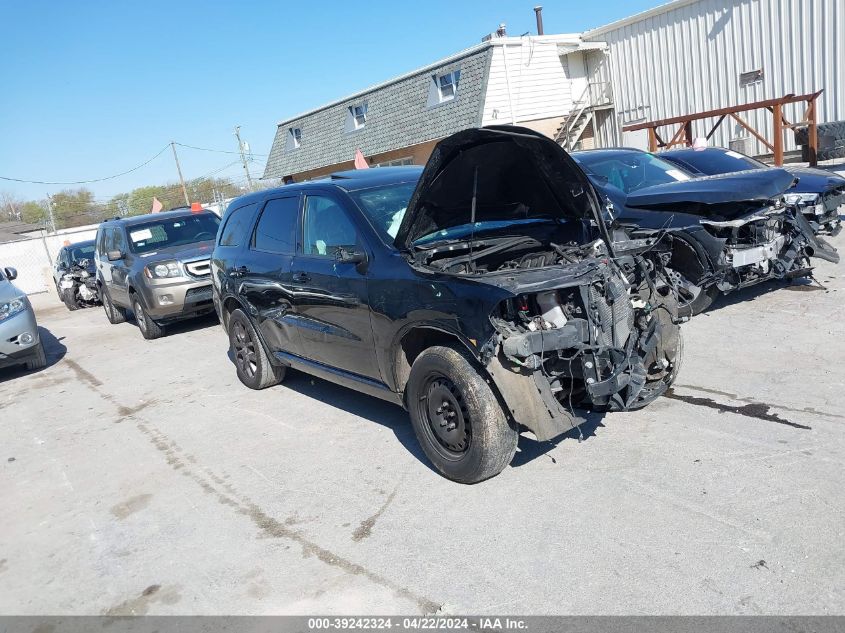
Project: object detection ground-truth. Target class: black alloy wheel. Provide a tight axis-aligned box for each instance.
[232,319,258,380]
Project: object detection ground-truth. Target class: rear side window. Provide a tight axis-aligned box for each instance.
[253,197,299,254]
[219,202,259,247]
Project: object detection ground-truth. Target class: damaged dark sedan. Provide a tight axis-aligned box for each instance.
[212,127,682,483]
[572,148,839,316]
[659,146,844,235]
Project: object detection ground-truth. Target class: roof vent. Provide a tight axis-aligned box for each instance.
[482,23,507,42]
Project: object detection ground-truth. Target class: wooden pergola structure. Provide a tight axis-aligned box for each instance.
[622,91,823,166]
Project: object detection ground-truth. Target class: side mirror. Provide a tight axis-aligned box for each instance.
[335,247,368,272]
[107,250,124,262]
[4,267,17,281]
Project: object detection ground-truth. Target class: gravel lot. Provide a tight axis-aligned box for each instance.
[1,229,843,615]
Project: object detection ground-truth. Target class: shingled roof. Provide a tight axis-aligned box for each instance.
[263,43,493,180]
[0,221,42,243]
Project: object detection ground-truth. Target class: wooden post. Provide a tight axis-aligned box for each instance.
[647,127,658,152]
[772,103,784,166]
[807,97,818,166]
[684,121,693,146]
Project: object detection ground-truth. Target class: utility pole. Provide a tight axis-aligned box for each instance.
[45,194,56,234]
[234,126,254,191]
[170,142,190,206]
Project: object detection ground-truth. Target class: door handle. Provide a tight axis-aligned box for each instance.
[229,265,250,278]
[292,271,310,283]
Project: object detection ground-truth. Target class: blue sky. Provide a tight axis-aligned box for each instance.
[0,0,660,202]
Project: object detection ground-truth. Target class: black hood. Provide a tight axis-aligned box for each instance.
[785,166,845,194]
[394,126,601,249]
[625,168,796,218]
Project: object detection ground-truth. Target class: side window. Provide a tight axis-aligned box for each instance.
[252,197,299,254]
[112,228,127,253]
[102,228,115,253]
[302,195,360,257]
[219,202,259,247]
[96,229,108,254]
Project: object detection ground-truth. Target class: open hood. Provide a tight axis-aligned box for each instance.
[394,126,601,249]
[625,168,797,218]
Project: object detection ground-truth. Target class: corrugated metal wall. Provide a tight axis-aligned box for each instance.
[583,0,844,155]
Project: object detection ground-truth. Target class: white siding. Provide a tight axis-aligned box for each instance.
[584,0,844,155]
[482,40,575,126]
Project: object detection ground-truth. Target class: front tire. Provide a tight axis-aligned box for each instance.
[25,342,47,371]
[675,278,719,318]
[61,288,79,311]
[407,346,518,484]
[101,287,127,324]
[228,308,285,389]
[131,294,164,340]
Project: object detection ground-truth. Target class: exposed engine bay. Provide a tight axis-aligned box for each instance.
[412,230,682,439]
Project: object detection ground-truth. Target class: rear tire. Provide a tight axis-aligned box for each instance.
[407,345,518,484]
[25,342,47,371]
[101,287,127,324]
[131,294,164,340]
[228,308,285,389]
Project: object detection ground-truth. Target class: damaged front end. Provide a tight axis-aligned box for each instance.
[413,234,681,442]
[396,126,683,442]
[694,201,839,292]
[483,239,680,440]
[623,169,840,294]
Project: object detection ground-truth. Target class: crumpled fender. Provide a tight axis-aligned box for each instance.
[792,210,840,263]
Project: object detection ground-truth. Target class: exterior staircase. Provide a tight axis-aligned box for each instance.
[555,81,613,152]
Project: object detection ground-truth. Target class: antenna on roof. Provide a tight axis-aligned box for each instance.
[468,166,479,272]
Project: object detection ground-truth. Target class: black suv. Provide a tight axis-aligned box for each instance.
[212,127,682,483]
[95,209,220,338]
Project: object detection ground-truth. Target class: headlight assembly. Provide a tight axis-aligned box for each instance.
[144,261,182,279]
[0,296,27,322]
[783,192,820,207]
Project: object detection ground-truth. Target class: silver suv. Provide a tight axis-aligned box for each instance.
[94,210,220,339]
[0,266,47,371]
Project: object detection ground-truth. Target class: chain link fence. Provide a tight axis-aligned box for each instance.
[0,226,98,295]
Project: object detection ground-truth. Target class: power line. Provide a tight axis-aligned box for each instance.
[0,145,171,185]
[174,142,268,157]
[0,139,268,186]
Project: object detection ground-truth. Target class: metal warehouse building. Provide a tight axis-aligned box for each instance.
[263,0,843,182]
[586,0,844,156]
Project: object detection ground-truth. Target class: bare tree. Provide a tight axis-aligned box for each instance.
[0,191,23,222]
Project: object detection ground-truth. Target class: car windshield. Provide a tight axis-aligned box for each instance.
[348,181,417,244]
[127,213,220,254]
[69,243,95,262]
[575,152,691,194]
[669,149,767,175]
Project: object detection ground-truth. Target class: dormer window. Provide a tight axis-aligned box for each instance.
[285,127,302,151]
[436,70,460,102]
[350,103,367,129]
